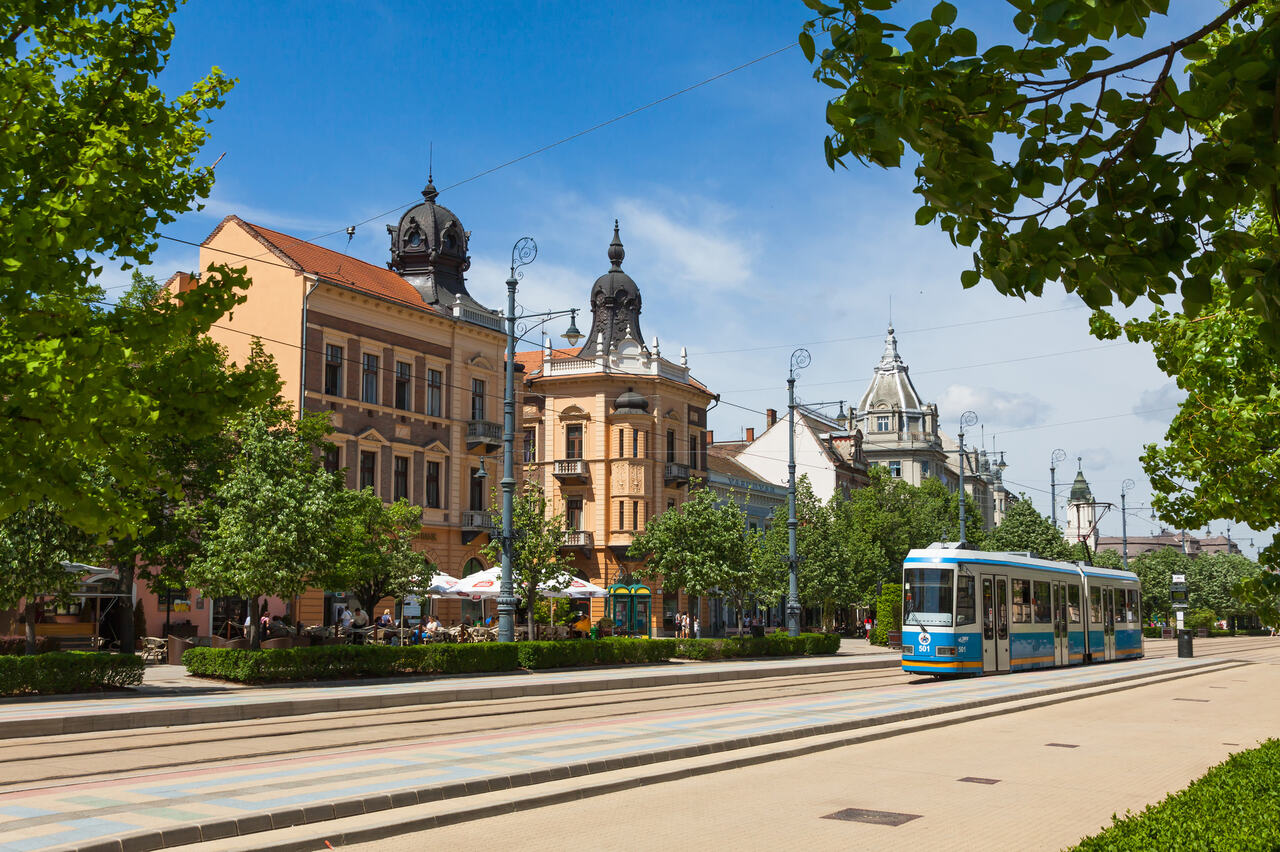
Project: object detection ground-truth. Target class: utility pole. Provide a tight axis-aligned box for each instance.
[957,411,978,545]
[1049,448,1066,529]
[785,348,810,637]
[1121,479,1134,568]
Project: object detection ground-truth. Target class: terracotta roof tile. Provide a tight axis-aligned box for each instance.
[208,215,437,313]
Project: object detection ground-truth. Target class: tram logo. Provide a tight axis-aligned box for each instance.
[918,633,931,646]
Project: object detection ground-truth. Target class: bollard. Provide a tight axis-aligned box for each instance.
[1177,629,1194,658]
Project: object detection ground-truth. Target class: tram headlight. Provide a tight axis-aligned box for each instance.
[937,646,957,656]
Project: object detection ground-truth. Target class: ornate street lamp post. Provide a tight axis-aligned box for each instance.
[1120,478,1135,568]
[957,410,979,545]
[786,348,811,637]
[1049,448,1067,529]
[496,238,582,642]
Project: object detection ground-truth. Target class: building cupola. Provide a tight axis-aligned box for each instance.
[388,173,487,312]
[578,221,647,360]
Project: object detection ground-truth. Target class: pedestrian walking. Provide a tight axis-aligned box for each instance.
[694,616,701,639]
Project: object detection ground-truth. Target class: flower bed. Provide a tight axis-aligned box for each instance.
[1072,739,1280,851]
[0,651,144,696]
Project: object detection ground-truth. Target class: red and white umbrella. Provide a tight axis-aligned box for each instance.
[451,568,606,599]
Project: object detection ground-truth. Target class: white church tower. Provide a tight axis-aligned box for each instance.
[1064,458,1099,553]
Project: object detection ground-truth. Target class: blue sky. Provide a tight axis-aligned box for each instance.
[139,0,1269,554]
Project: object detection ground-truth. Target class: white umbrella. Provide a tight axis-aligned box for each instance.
[425,573,460,595]
[451,568,604,599]
[563,577,607,599]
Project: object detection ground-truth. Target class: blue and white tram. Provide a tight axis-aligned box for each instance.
[899,545,1144,676]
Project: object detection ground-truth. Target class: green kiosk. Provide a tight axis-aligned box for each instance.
[605,584,653,638]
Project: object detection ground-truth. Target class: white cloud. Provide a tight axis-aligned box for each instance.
[613,197,755,293]
[937,384,1050,429]
[1134,383,1185,422]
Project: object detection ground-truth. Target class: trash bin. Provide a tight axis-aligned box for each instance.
[1177,629,1194,658]
[589,626,598,640]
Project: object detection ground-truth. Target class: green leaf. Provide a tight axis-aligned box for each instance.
[1234,60,1269,81]
[800,30,816,63]
[931,1,957,27]
[906,20,941,51]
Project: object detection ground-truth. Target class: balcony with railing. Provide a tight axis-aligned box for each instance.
[664,462,690,486]
[562,530,593,549]
[461,510,495,531]
[553,458,589,483]
[466,420,502,453]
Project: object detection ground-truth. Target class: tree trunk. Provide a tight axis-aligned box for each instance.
[23,601,37,655]
[249,596,261,650]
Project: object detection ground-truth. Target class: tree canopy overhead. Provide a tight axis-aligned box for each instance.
[802,0,1277,337]
[1,0,263,534]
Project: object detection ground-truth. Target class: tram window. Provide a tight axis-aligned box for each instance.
[1068,585,1081,623]
[903,567,954,627]
[956,575,976,626]
[1129,589,1141,624]
[1113,590,1125,624]
[1089,586,1102,623]
[1011,579,1032,623]
[1032,581,1052,624]
[982,579,994,640]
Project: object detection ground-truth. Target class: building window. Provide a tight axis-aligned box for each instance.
[323,445,340,475]
[471,379,486,421]
[667,499,676,510]
[632,500,639,530]
[427,369,443,417]
[632,428,640,459]
[920,461,930,477]
[876,415,890,432]
[566,498,582,531]
[359,450,377,492]
[523,428,537,463]
[666,429,676,464]
[361,353,379,405]
[393,456,409,501]
[618,501,625,530]
[425,461,441,508]
[888,461,902,478]
[394,361,411,410]
[565,424,583,460]
[689,432,698,469]
[469,467,486,511]
[617,428,625,458]
[324,344,343,396]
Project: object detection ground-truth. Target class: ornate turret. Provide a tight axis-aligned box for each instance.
[578,221,647,359]
[387,174,486,311]
[1069,457,1093,502]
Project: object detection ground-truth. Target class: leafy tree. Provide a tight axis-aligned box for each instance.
[0,502,97,654]
[184,408,341,649]
[1,1,265,535]
[316,490,427,626]
[1090,549,1123,570]
[801,1,1280,593]
[755,476,850,629]
[629,484,763,633]
[1129,547,1193,625]
[1187,552,1261,623]
[983,499,1073,561]
[482,477,571,640]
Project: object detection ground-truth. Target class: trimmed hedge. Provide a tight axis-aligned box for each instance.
[517,638,676,669]
[182,643,521,684]
[1072,739,1280,851]
[0,651,144,696]
[182,632,842,683]
[674,632,841,660]
[0,635,61,655]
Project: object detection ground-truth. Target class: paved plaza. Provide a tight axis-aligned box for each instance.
[2,638,1269,851]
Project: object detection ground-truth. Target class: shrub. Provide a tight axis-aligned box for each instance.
[0,635,61,655]
[516,638,677,669]
[0,651,144,696]
[1072,739,1280,851]
[870,583,903,646]
[1142,626,1164,638]
[183,643,522,684]
[673,633,839,660]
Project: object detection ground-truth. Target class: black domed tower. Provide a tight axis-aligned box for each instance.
[388,175,487,311]
[578,221,647,359]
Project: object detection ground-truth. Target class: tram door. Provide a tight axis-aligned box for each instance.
[981,574,1010,673]
[1102,588,1117,661]
[1050,583,1067,666]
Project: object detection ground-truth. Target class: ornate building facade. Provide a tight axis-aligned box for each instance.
[160,177,507,634]
[517,224,716,636]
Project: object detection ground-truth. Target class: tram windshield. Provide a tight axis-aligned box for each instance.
[903,567,954,627]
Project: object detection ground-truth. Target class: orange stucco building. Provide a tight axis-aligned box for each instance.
[516,224,718,636]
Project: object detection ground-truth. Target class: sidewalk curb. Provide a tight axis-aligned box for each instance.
[64,657,1236,852]
[0,656,898,740]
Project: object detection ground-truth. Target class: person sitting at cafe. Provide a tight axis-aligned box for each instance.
[376,609,393,628]
[571,613,592,637]
[425,615,442,636]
